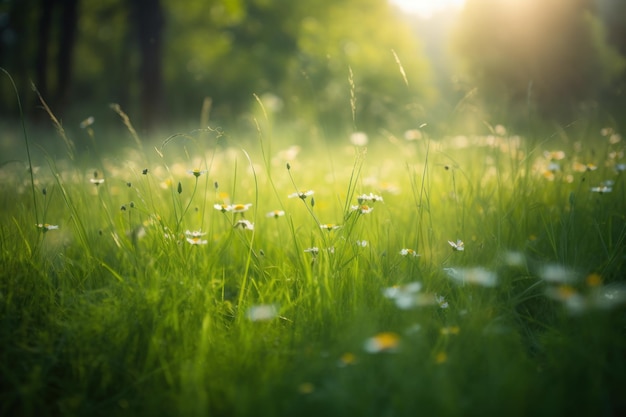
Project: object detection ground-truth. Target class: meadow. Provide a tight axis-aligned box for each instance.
[1,100,625,417]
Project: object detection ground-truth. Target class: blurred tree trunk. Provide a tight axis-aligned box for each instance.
[129,0,165,133]
[34,0,79,117]
[0,0,32,113]
[34,0,55,111]
[56,0,79,111]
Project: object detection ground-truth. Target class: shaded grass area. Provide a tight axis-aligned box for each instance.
[1,118,625,417]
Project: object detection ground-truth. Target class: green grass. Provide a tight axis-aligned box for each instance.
[1,115,625,417]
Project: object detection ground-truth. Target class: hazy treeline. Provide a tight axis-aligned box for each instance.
[0,0,624,136]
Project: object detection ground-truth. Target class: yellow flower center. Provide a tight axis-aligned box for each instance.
[372,332,399,351]
[340,352,356,365]
[441,326,460,335]
[586,273,603,287]
[557,285,577,299]
[435,352,448,364]
[298,383,315,394]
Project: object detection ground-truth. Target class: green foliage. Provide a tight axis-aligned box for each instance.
[162,0,434,131]
[287,0,434,132]
[73,0,132,102]
[0,0,434,132]
[5,0,626,134]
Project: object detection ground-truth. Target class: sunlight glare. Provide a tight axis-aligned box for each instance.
[389,0,466,18]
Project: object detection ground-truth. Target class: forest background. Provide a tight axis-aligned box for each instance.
[1,0,626,146]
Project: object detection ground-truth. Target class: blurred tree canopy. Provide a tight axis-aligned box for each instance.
[451,0,626,124]
[1,0,625,137]
[0,0,433,135]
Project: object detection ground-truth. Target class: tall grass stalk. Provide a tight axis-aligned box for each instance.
[1,69,39,230]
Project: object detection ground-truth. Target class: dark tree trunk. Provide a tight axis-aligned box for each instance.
[0,0,32,114]
[33,0,79,119]
[129,0,165,133]
[56,0,79,111]
[34,0,56,108]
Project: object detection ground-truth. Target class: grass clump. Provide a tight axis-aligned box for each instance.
[1,109,625,417]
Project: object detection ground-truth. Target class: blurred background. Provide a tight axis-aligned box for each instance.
[0,0,624,143]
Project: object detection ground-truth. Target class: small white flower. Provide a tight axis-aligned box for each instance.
[356,240,368,247]
[186,237,208,245]
[357,193,384,204]
[591,283,626,310]
[404,129,422,141]
[547,162,560,172]
[304,247,319,255]
[600,127,613,136]
[235,220,254,230]
[246,304,279,321]
[383,282,441,310]
[539,264,577,284]
[351,204,374,214]
[383,282,422,300]
[186,236,208,245]
[288,190,314,199]
[544,150,566,161]
[572,162,597,173]
[214,203,231,213]
[448,240,464,251]
[435,295,449,309]
[503,251,526,267]
[266,210,285,218]
[591,182,613,193]
[185,229,207,245]
[90,178,105,185]
[494,124,507,136]
[185,230,206,238]
[363,332,400,354]
[187,168,207,178]
[320,223,341,231]
[36,223,59,232]
[399,248,420,257]
[545,285,586,314]
[444,267,497,287]
[230,203,252,213]
[350,131,368,146]
[79,116,94,128]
